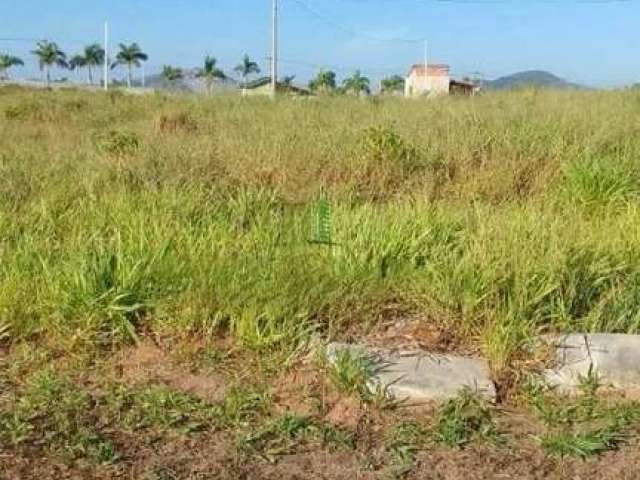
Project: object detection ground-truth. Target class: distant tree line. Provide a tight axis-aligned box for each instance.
[0,40,409,95]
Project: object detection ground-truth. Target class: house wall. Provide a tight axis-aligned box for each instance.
[405,72,450,97]
[243,83,272,97]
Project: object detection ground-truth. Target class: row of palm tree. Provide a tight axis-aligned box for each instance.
[308,69,374,95]
[2,41,404,95]
[160,54,262,94]
[309,70,407,95]
[0,40,148,87]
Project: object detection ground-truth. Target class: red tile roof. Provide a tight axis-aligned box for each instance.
[409,64,450,77]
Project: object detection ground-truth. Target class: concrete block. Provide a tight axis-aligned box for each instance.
[543,334,640,393]
[326,343,496,404]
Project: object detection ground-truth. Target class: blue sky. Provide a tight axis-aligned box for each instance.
[2,0,639,87]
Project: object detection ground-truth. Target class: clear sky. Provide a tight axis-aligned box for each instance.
[1,0,639,87]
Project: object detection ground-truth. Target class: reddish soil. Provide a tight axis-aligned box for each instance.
[3,338,640,480]
[363,315,474,356]
[116,341,228,402]
[5,438,640,480]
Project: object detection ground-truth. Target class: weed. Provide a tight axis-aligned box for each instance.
[434,389,501,448]
[0,368,119,463]
[3,87,640,398]
[215,386,271,425]
[521,371,640,458]
[360,125,422,173]
[107,384,215,433]
[4,100,44,120]
[55,240,172,343]
[318,423,356,450]
[63,98,89,113]
[0,413,33,444]
[540,426,624,459]
[386,422,428,476]
[327,348,377,396]
[560,156,640,207]
[156,111,198,133]
[238,414,314,461]
[93,129,141,156]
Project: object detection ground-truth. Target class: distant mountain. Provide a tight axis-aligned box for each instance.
[485,70,586,90]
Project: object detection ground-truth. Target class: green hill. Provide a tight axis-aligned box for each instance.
[486,70,586,90]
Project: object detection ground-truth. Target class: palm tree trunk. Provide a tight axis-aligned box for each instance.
[127,64,132,88]
[45,66,50,87]
[88,66,93,85]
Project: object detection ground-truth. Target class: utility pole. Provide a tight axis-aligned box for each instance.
[423,39,430,94]
[271,0,278,98]
[103,21,109,91]
[423,40,428,70]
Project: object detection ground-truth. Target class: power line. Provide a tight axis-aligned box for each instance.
[287,0,426,43]
[313,0,633,3]
[0,37,44,42]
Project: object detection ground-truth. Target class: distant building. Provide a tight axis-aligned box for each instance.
[405,64,478,97]
[405,64,451,97]
[449,79,477,96]
[239,77,310,97]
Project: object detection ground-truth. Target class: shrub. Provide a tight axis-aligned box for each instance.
[434,389,501,447]
[156,111,198,134]
[93,129,141,156]
[359,125,422,174]
[4,101,45,121]
[560,156,640,207]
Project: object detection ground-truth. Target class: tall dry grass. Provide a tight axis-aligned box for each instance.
[1,85,640,369]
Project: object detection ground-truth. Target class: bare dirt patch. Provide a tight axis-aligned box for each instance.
[325,396,364,430]
[116,340,227,402]
[408,440,640,480]
[363,315,474,356]
[272,366,321,417]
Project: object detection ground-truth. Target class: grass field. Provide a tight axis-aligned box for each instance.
[1,85,640,478]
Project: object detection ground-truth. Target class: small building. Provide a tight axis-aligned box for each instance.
[405,64,451,97]
[449,79,477,96]
[239,77,310,97]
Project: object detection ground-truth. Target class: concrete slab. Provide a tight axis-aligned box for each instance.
[326,343,496,404]
[543,334,640,394]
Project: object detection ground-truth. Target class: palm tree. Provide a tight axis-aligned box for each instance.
[0,54,24,81]
[308,69,337,94]
[381,75,405,95]
[81,43,105,85]
[342,70,370,96]
[68,54,87,82]
[162,65,183,88]
[31,40,67,86]
[112,43,148,88]
[195,56,226,94]
[282,75,295,86]
[234,54,260,94]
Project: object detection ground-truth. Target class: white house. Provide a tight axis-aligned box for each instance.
[404,64,451,97]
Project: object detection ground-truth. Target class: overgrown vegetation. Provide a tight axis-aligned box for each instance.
[434,389,501,447]
[2,87,640,367]
[2,86,640,476]
[522,370,640,458]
